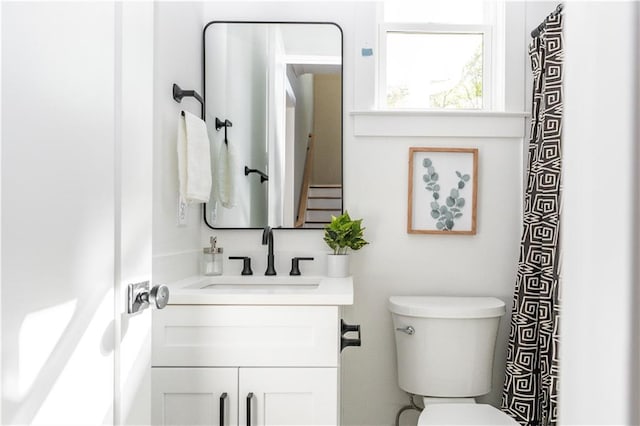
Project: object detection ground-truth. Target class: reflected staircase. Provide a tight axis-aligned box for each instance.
[301,185,342,228]
[295,133,342,228]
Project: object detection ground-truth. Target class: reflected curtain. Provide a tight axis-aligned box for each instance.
[502,10,563,426]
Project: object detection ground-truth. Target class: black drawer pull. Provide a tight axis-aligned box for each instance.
[219,392,227,426]
[246,392,254,426]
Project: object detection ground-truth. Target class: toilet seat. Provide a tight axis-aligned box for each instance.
[418,403,518,425]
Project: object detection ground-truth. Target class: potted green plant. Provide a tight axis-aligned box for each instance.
[323,211,369,277]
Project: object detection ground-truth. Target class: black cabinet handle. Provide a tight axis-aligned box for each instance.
[229,256,253,275]
[340,319,362,352]
[341,320,360,334]
[219,392,227,426]
[246,392,254,426]
[289,257,314,276]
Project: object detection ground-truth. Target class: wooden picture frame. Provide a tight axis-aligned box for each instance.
[408,147,478,234]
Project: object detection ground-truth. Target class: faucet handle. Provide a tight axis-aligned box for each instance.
[229,256,253,275]
[289,257,314,276]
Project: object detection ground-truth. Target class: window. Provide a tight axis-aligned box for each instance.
[379,1,502,110]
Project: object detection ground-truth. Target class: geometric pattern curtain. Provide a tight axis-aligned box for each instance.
[502,10,563,426]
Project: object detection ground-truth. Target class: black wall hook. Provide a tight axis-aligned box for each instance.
[215,117,232,130]
[244,166,268,183]
[215,117,233,145]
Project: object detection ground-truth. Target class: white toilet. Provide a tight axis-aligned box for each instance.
[389,296,518,425]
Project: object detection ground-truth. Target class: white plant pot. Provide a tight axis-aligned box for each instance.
[327,254,350,278]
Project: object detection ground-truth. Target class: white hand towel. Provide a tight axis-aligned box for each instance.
[177,111,212,203]
[216,140,236,208]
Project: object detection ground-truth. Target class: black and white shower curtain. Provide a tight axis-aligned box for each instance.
[502,11,563,426]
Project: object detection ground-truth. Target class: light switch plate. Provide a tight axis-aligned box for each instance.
[177,196,187,226]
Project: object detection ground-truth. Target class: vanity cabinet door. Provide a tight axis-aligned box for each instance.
[151,368,238,426]
[239,367,338,426]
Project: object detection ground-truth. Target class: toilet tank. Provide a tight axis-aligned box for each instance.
[389,296,506,397]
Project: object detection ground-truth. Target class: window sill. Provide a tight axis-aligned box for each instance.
[350,110,529,138]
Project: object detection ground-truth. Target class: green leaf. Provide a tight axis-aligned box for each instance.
[457,198,466,208]
[425,187,432,191]
[423,175,430,183]
[423,158,432,167]
[431,201,439,210]
[433,184,440,191]
[427,166,434,175]
[431,210,440,219]
[445,219,454,229]
[440,205,448,214]
[456,171,462,178]
[431,173,439,181]
[436,221,445,230]
[462,174,470,182]
[433,193,440,200]
[446,197,455,207]
[450,189,459,198]
[458,181,465,189]
[454,213,463,218]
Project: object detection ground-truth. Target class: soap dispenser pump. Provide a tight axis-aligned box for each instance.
[202,236,223,276]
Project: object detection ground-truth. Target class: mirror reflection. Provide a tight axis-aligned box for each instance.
[203,22,343,229]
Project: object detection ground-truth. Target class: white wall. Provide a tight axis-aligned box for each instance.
[2,3,117,423]
[561,2,640,424]
[201,2,527,425]
[153,2,205,283]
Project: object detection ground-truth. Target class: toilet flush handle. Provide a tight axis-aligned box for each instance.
[395,326,415,335]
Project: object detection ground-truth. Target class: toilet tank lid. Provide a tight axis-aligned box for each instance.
[388,296,506,318]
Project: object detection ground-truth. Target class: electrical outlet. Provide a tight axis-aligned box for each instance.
[210,201,217,224]
[177,196,187,226]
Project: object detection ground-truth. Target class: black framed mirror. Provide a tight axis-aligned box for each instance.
[203,21,343,229]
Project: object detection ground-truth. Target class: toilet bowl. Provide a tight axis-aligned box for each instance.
[418,403,517,425]
[389,296,517,426]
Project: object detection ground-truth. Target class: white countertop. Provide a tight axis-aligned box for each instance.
[165,275,354,305]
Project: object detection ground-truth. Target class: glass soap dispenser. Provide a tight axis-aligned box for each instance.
[202,236,223,276]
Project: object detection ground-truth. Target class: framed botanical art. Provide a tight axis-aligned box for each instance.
[408,147,478,234]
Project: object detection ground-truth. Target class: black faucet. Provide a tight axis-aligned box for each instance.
[262,226,276,275]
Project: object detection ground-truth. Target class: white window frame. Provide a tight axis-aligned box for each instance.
[378,23,493,110]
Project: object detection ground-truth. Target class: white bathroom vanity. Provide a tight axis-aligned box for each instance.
[151,275,355,425]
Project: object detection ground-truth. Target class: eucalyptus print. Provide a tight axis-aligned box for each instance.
[423,158,470,231]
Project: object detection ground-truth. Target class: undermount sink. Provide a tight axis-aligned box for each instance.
[167,275,353,305]
[186,276,321,290]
